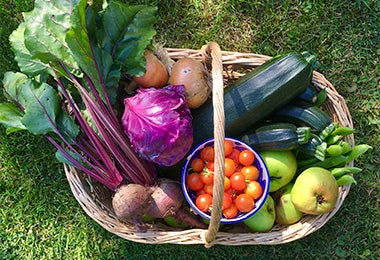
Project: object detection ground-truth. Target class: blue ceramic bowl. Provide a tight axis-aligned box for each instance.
[181,137,270,224]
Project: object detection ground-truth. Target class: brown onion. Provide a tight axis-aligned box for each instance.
[133,50,169,88]
[170,57,211,109]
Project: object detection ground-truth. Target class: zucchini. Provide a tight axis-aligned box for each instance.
[273,105,333,133]
[191,52,313,145]
[240,123,311,151]
[296,84,318,104]
[296,134,327,161]
[319,122,338,140]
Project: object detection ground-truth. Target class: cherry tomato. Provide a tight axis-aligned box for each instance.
[222,192,233,210]
[225,187,235,196]
[224,158,236,177]
[241,165,260,181]
[195,193,213,212]
[230,172,246,191]
[244,181,263,200]
[200,146,214,162]
[203,183,214,195]
[191,158,204,172]
[224,139,234,157]
[235,194,255,213]
[227,148,241,164]
[224,176,231,191]
[222,203,238,219]
[234,163,243,173]
[239,149,255,166]
[200,172,214,185]
[186,173,204,191]
[196,189,207,197]
[205,161,214,172]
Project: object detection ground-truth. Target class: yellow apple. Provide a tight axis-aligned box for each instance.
[291,167,338,215]
[272,182,303,225]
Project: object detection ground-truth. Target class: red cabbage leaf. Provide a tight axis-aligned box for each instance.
[122,85,193,166]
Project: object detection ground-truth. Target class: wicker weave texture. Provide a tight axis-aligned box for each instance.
[64,45,354,246]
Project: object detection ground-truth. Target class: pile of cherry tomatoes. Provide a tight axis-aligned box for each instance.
[185,139,264,219]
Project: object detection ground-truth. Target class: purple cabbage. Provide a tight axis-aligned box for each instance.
[122,85,193,166]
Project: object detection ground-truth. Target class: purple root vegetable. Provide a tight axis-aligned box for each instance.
[173,207,207,229]
[147,179,184,218]
[112,179,207,229]
[112,183,153,223]
[148,179,207,229]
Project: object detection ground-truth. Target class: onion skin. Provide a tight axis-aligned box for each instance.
[133,50,169,88]
[112,184,153,222]
[170,57,210,109]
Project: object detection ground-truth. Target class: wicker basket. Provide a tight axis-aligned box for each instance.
[64,43,354,247]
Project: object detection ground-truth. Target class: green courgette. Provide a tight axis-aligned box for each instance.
[319,122,338,140]
[296,134,327,161]
[273,104,333,133]
[296,84,318,104]
[191,52,314,145]
[240,123,311,151]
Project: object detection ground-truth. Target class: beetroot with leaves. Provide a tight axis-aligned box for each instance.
[0,0,204,230]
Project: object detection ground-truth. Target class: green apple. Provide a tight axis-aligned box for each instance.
[291,167,338,215]
[259,150,297,192]
[272,182,303,225]
[244,195,275,232]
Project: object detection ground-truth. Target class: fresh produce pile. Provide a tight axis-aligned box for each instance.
[0,0,372,234]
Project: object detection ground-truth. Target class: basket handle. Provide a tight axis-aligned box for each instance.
[201,42,225,246]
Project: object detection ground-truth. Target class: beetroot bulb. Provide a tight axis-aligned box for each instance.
[147,179,207,229]
[112,183,153,223]
[112,179,206,229]
[147,179,183,218]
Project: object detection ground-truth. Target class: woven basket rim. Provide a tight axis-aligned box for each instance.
[64,45,354,246]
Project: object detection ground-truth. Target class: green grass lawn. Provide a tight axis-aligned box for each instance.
[1,0,379,259]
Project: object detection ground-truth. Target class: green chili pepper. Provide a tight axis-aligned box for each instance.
[314,88,327,107]
[297,157,320,168]
[340,141,351,154]
[345,144,373,163]
[331,167,362,178]
[299,155,347,172]
[326,144,344,156]
[326,134,343,145]
[336,175,357,186]
[331,126,355,136]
